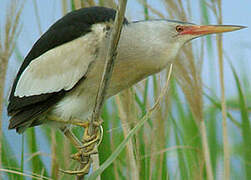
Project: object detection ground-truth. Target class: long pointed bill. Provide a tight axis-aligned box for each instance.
[180,25,246,36]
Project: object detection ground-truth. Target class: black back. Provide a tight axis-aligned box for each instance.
[7,6,128,132]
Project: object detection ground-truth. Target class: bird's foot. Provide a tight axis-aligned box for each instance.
[59,148,95,176]
[79,120,103,149]
[70,148,98,162]
[59,158,92,176]
[60,119,103,176]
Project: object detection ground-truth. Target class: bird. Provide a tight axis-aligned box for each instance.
[7,6,244,141]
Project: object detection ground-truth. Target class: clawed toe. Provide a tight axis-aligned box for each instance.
[70,151,83,162]
[79,125,103,149]
[59,158,92,176]
[70,149,98,162]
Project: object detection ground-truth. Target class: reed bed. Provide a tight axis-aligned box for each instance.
[0,0,250,180]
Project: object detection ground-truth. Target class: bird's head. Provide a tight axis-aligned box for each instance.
[119,20,246,70]
[163,20,246,44]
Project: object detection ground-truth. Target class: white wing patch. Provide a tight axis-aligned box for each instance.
[15,24,107,97]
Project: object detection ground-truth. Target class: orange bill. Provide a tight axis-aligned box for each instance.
[180,25,246,35]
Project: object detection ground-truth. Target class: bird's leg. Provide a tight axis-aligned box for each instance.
[58,126,93,176]
[79,118,103,148]
[47,115,89,162]
[47,114,103,176]
[47,115,89,127]
[61,118,104,176]
[69,119,103,161]
[46,115,84,151]
[63,119,103,176]
[59,127,82,150]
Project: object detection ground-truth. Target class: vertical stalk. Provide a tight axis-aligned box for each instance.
[115,94,139,180]
[216,2,230,179]
[73,0,83,9]
[0,52,8,171]
[0,1,22,170]
[200,120,214,180]
[61,0,68,15]
[0,63,7,169]
[88,0,128,134]
[51,130,59,179]
[91,154,101,180]
[0,18,8,173]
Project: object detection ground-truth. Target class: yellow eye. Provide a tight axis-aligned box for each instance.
[176,25,184,33]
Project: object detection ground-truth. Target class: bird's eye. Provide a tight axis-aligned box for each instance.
[176,25,184,33]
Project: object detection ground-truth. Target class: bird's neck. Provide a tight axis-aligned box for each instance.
[117,20,180,73]
[102,21,181,96]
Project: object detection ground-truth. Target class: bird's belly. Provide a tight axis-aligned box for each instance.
[51,88,95,122]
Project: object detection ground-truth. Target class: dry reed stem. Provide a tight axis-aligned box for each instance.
[74,0,84,9]
[148,65,173,179]
[86,1,128,170]
[86,0,95,6]
[139,65,173,180]
[155,111,166,178]
[89,0,128,135]
[91,152,100,180]
[0,0,22,169]
[175,56,214,180]
[120,89,142,179]
[61,0,68,15]
[175,43,213,180]
[62,134,71,171]
[51,130,59,179]
[215,1,230,179]
[150,75,167,179]
[200,120,214,180]
[115,94,139,180]
[109,135,120,180]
